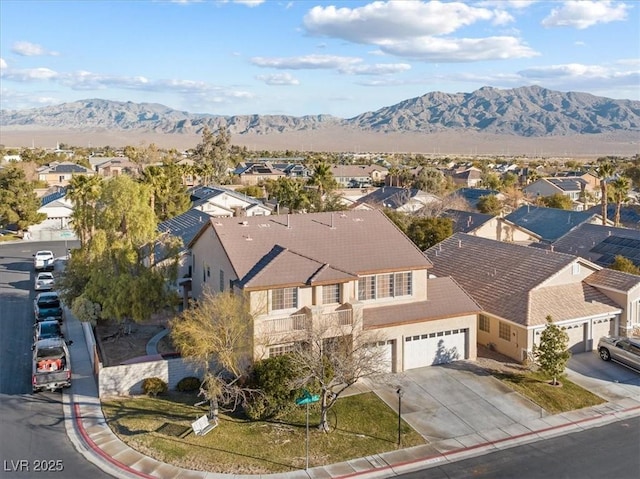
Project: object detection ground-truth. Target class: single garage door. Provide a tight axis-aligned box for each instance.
[367,340,394,373]
[404,328,468,370]
[563,322,587,353]
[592,317,613,345]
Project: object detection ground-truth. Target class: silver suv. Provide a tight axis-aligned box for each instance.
[597,336,640,370]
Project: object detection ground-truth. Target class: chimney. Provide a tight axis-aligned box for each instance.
[458,239,462,248]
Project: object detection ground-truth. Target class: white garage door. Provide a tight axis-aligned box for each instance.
[592,317,613,345]
[366,340,394,373]
[404,329,468,370]
[563,322,587,353]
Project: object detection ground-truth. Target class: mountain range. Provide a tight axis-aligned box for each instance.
[1,86,639,156]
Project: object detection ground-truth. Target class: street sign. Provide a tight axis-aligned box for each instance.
[60,231,74,238]
[295,389,320,406]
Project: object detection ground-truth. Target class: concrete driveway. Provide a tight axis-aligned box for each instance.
[566,351,640,403]
[370,361,544,444]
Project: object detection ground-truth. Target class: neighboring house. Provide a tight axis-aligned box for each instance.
[425,233,622,362]
[447,188,502,210]
[443,209,545,244]
[586,204,640,229]
[523,176,599,210]
[352,186,440,213]
[189,185,272,217]
[504,205,602,243]
[330,164,388,188]
[188,210,480,371]
[36,162,94,187]
[27,188,76,241]
[94,157,140,178]
[233,162,287,185]
[447,167,482,188]
[551,222,640,268]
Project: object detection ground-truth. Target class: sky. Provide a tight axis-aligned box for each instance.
[1,0,638,118]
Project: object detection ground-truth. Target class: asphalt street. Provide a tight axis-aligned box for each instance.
[395,415,640,479]
[0,240,112,479]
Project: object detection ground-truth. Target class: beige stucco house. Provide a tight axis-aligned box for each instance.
[188,210,480,372]
[425,233,636,362]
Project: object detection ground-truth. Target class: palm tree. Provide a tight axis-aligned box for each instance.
[611,176,631,227]
[308,162,336,197]
[596,162,615,225]
[66,174,103,247]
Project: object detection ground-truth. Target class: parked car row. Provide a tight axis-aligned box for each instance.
[30,253,72,393]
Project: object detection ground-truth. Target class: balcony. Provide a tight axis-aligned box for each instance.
[322,309,353,326]
[262,313,309,334]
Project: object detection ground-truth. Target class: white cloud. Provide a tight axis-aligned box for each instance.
[477,0,537,9]
[0,58,7,69]
[542,1,629,29]
[1,67,59,81]
[250,54,411,76]
[256,73,300,85]
[250,54,363,70]
[11,41,59,57]
[303,1,495,42]
[302,1,536,63]
[380,36,539,62]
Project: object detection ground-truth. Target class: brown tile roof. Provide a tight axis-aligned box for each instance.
[424,233,610,326]
[192,210,430,290]
[528,283,621,327]
[584,268,640,293]
[363,277,481,329]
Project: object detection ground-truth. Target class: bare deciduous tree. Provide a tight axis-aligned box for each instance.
[276,314,391,432]
[170,291,256,418]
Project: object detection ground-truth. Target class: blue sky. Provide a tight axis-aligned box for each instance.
[1,0,638,118]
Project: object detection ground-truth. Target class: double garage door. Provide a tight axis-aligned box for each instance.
[404,328,468,370]
[563,318,613,353]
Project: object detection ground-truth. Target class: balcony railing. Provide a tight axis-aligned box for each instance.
[322,309,353,326]
[263,313,309,334]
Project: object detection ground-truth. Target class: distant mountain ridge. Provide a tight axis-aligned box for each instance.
[2,86,639,138]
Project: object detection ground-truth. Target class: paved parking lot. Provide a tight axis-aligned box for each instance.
[567,351,640,402]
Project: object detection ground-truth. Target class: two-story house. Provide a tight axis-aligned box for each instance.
[188,210,480,372]
[331,165,388,188]
[36,161,95,188]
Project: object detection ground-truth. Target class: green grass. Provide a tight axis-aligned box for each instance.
[494,370,605,414]
[102,391,424,474]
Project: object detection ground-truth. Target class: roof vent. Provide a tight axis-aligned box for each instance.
[241,221,249,226]
[245,234,253,241]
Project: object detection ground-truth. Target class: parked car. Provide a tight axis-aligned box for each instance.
[34,291,64,323]
[34,320,63,343]
[597,336,640,370]
[32,337,71,393]
[34,272,55,291]
[33,250,55,272]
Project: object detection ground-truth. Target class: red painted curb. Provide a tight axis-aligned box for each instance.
[73,402,157,479]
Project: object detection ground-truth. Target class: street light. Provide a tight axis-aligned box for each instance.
[396,386,404,448]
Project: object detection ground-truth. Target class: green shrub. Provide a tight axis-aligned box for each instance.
[245,355,301,420]
[176,376,201,392]
[142,377,168,397]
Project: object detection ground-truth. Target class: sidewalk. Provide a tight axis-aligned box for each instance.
[61,311,640,479]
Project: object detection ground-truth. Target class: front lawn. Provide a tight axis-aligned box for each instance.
[102,391,424,474]
[494,370,605,414]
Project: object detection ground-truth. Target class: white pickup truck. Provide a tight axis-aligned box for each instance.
[33,250,55,272]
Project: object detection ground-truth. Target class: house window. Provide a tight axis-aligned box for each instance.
[268,343,294,358]
[359,272,413,300]
[322,284,340,304]
[376,274,393,298]
[394,272,412,296]
[358,276,376,300]
[219,270,224,292]
[272,287,297,310]
[479,314,490,333]
[499,322,511,341]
